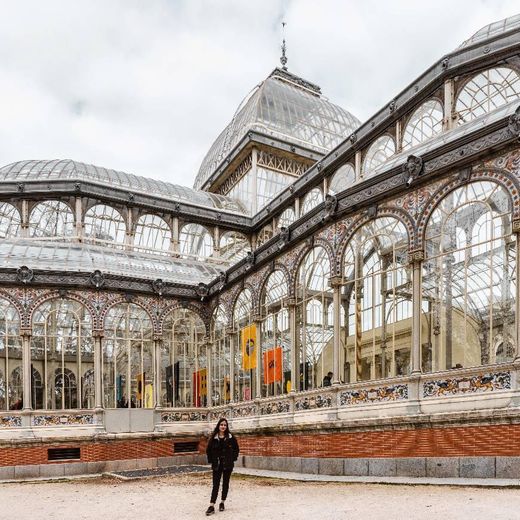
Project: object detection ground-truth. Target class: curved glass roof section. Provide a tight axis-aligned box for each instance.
[195,68,360,190]
[0,160,248,215]
[459,14,520,48]
[0,239,222,285]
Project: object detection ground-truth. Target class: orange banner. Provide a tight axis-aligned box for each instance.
[241,324,257,370]
[263,346,283,384]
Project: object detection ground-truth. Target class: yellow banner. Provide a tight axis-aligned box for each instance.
[241,324,257,370]
[144,384,154,408]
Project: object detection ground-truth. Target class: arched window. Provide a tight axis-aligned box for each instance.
[179,223,213,260]
[423,181,515,372]
[84,204,126,247]
[134,214,172,255]
[29,201,74,238]
[104,304,154,409]
[233,290,255,401]
[277,208,296,230]
[300,188,324,216]
[0,203,21,239]
[342,218,410,382]
[0,299,21,410]
[162,308,206,407]
[363,136,396,177]
[260,270,290,397]
[456,67,520,124]
[402,99,443,150]
[209,305,229,406]
[220,231,249,261]
[296,247,332,390]
[256,225,273,248]
[329,164,356,195]
[31,299,92,410]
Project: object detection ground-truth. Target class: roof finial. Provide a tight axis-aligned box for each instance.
[280,21,288,70]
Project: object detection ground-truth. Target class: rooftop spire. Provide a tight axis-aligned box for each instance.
[280,21,288,70]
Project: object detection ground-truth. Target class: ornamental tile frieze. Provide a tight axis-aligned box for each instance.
[259,400,291,415]
[161,411,208,422]
[294,393,333,411]
[340,384,409,406]
[32,414,95,426]
[422,372,511,398]
[0,415,22,428]
[232,404,257,417]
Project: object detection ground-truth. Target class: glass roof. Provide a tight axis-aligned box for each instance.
[0,160,248,215]
[195,68,360,189]
[0,239,222,285]
[459,14,520,48]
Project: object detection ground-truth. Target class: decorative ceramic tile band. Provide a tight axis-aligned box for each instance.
[340,384,409,406]
[208,410,230,421]
[161,411,208,422]
[32,414,95,426]
[295,393,333,411]
[0,415,22,428]
[260,400,290,415]
[233,405,257,417]
[423,371,511,398]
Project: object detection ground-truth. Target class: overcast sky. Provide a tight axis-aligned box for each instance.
[0,0,518,187]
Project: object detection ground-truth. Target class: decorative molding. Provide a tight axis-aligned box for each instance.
[294,393,333,411]
[32,413,95,426]
[422,371,511,398]
[340,384,408,406]
[161,411,208,422]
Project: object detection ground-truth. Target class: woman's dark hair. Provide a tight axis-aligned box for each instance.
[212,417,230,437]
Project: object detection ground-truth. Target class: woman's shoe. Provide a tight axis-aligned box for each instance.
[219,502,225,512]
[205,505,215,516]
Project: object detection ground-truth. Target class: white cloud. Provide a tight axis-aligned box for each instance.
[0,0,518,186]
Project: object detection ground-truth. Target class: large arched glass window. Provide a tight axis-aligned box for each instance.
[84,204,126,248]
[103,304,154,408]
[402,99,443,150]
[233,289,256,401]
[300,188,324,216]
[422,181,514,372]
[341,218,410,383]
[179,223,213,260]
[29,201,75,239]
[31,299,93,410]
[220,231,249,261]
[0,299,21,410]
[277,208,296,231]
[295,247,333,390]
[456,67,520,124]
[0,203,21,239]
[363,136,396,177]
[260,270,290,398]
[329,164,356,195]
[209,305,229,406]
[134,214,172,255]
[256,225,273,248]
[161,308,206,407]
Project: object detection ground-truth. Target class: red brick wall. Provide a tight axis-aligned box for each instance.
[0,436,205,467]
[238,424,520,458]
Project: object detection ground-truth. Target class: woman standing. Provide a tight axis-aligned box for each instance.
[205,418,240,515]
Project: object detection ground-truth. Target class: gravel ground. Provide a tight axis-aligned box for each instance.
[2,473,520,520]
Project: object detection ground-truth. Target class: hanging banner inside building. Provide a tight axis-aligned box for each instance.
[241,324,257,370]
[192,368,207,407]
[166,362,180,403]
[136,372,145,403]
[223,376,230,402]
[263,346,283,384]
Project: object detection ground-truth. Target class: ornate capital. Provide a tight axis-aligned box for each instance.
[225,327,235,336]
[245,251,255,270]
[196,283,209,301]
[512,218,520,234]
[92,330,104,339]
[17,266,34,285]
[322,194,338,222]
[278,227,291,250]
[89,270,105,289]
[403,155,424,186]
[20,328,32,338]
[408,249,424,264]
[152,278,165,296]
[284,298,297,308]
[328,276,342,288]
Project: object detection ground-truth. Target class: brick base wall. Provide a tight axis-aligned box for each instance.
[238,423,520,459]
[0,436,205,467]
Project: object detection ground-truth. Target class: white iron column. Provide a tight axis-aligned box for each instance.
[287,299,298,392]
[514,221,520,361]
[410,250,424,374]
[226,327,235,403]
[329,276,342,384]
[253,315,262,398]
[93,330,103,410]
[21,328,32,410]
[443,78,455,130]
[154,336,161,408]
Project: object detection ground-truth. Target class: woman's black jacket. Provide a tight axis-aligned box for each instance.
[206,433,239,470]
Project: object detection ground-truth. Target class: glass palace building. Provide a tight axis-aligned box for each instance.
[1,15,520,479]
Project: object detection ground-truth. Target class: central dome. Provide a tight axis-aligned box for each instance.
[194,68,360,190]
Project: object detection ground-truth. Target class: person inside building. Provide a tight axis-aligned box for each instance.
[205,418,239,515]
[322,371,333,387]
